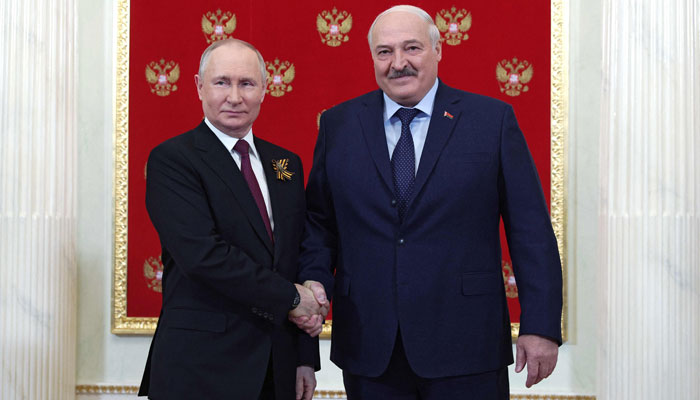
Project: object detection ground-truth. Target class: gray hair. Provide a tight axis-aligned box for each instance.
[367,5,440,50]
[197,38,267,83]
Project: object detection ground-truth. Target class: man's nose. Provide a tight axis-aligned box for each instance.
[391,51,408,70]
[226,86,242,103]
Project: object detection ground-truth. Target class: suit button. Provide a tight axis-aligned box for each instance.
[391,199,397,207]
[272,268,278,272]
[398,238,405,245]
[252,307,258,313]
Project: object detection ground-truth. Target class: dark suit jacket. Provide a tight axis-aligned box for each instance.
[299,81,562,378]
[138,121,319,399]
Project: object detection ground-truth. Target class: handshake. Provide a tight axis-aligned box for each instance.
[288,280,329,337]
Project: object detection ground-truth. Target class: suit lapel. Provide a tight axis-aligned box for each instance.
[193,122,273,254]
[359,91,394,192]
[411,82,462,206]
[255,138,285,262]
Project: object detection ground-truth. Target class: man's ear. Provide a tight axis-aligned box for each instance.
[435,41,443,62]
[194,74,203,100]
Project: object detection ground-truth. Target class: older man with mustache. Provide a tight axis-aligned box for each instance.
[297,5,563,399]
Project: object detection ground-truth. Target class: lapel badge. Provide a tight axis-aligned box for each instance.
[272,159,295,181]
[443,111,454,119]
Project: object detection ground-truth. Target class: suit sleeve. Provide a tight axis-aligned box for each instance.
[297,334,321,370]
[498,106,563,344]
[297,113,337,300]
[146,142,297,326]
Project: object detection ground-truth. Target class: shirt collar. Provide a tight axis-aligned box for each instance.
[205,118,260,160]
[383,78,439,122]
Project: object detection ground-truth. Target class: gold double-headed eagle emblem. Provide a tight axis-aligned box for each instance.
[145,59,180,96]
[201,9,236,44]
[266,58,295,97]
[316,8,352,47]
[496,58,533,97]
[502,261,519,298]
[436,7,472,46]
[143,255,164,293]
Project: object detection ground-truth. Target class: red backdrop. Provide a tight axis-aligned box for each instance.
[126,1,552,328]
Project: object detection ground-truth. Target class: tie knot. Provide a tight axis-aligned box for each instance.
[396,107,420,126]
[233,139,250,157]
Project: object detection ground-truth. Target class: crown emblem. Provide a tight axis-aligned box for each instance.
[201,9,236,44]
[265,58,295,97]
[496,58,533,97]
[436,7,472,46]
[143,255,164,293]
[502,261,518,298]
[145,59,180,96]
[316,8,352,47]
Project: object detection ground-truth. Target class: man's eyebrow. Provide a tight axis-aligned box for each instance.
[374,39,423,50]
[401,39,422,46]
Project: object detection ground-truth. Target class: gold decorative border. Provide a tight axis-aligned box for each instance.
[549,0,569,342]
[111,0,159,334]
[76,385,138,394]
[76,385,593,399]
[320,320,332,339]
[111,1,569,337]
[111,0,147,334]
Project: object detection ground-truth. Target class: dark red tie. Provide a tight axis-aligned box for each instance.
[233,140,273,242]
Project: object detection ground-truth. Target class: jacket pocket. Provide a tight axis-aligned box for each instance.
[165,308,227,333]
[461,271,502,296]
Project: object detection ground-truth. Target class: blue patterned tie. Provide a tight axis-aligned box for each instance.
[391,107,420,221]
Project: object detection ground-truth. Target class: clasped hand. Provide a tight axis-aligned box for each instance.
[288,281,329,337]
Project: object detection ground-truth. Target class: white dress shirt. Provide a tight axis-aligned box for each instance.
[205,118,274,231]
[382,78,439,174]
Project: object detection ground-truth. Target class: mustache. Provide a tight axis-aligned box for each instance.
[388,67,418,79]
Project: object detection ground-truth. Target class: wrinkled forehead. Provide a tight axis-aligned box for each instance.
[372,11,431,46]
[206,44,262,75]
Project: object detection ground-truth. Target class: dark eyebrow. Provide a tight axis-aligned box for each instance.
[402,39,422,46]
[374,39,423,51]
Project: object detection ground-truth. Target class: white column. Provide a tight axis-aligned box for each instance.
[0,0,78,399]
[599,1,700,399]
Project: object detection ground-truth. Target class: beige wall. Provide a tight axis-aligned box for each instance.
[76,0,600,396]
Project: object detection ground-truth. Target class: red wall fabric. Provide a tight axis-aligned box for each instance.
[127,1,552,324]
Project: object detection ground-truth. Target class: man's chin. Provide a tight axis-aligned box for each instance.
[385,88,420,106]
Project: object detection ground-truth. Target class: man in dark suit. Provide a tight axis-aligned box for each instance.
[139,39,327,400]
[297,5,563,399]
